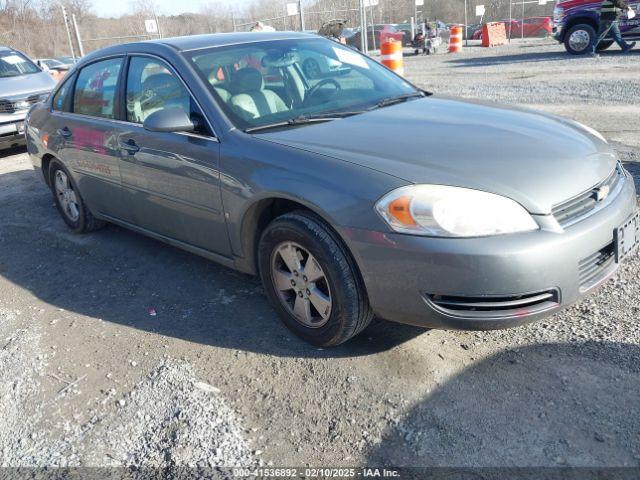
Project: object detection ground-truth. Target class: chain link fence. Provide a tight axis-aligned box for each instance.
[2,0,556,59]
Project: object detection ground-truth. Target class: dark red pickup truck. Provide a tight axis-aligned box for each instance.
[553,0,640,54]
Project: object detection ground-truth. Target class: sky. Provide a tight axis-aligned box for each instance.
[91,0,240,18]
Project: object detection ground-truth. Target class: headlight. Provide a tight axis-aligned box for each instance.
[375,185,539,237]
[37,93,50,103]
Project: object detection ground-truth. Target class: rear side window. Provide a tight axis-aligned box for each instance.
[73,58,122,119]
[52,77,73,111]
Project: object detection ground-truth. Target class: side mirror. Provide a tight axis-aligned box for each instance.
[143,107,195,133]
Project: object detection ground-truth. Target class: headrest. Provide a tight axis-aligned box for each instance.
[233,68,263,94]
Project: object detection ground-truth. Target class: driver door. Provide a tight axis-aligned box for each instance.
[116,55,231,257]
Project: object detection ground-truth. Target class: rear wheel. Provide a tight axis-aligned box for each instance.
[564,23,596,55]
[49,160,105,233]
[596,40,614,51]
[259,211,373,347]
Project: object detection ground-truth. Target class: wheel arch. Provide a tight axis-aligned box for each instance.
[235,196,360,282]
[564,15,599,36]
[41,153,56,187]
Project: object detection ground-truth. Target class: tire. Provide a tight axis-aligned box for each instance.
[564,23,596,55]
[303,59,321,79]
[596,40,614,51]
[49,160,105,233]
[259,211,373,347]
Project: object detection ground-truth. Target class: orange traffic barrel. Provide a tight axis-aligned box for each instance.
[449,25,463,53]
[380,39,404,76]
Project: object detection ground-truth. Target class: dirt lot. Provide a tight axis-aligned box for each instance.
[1,39,639,471]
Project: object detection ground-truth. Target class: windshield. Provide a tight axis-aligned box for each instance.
[0,51,40,78]
[43,59,64,68]
[186,38,418,130]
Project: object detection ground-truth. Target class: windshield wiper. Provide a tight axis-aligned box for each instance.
[372,91,427,110]
[244,114,345,133]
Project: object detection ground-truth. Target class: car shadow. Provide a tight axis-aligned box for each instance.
[0,145,27,159]
[367,342,640,469]
[0,168,425,359]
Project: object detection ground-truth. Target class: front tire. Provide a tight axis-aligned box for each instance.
[49,160,105,233]
[259,211,373,347]
[564,24,596,55]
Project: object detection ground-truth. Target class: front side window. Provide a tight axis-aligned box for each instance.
[186,38,418,130]
[125,57,192,125]
[0,51,40,78]
[73,58,122,119]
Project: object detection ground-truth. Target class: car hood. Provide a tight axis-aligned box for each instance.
[0,71,57,97]
[255,96,618,214]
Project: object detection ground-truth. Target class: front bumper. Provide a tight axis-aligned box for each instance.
[0,111,27,149]
[342,168,638,330]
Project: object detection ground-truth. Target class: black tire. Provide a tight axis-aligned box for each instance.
[49,160,105,233]
[596,40,614,51]
[564,23,596,55]
[259,211,373,347]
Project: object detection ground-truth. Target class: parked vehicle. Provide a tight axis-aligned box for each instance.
[346,24,404,50]
[0,46,56,149]
[37,58,70,81]
[54,56,77,69]
[472,17,552,40]
[378,24,405,44]
[553,0,640,54]
[26,32,639,346]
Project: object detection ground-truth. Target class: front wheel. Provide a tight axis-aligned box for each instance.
[564,24,596,55]
[259,211,373,347]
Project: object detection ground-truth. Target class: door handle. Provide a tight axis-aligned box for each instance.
[57,127,72,139]
[120,138,140,155]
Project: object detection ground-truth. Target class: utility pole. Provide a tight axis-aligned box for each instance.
[359,0,366,52]
[298,0,305,31]
[60,5,76,60]
[521,0,525,40]
[464,0,468,46]
[508,0,513,42]
[72,14,84,57]
[153,10,163,38]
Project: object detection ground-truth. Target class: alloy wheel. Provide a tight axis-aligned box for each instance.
[54,170,80,222]
[569,29,591,53]
[270,241,332,328]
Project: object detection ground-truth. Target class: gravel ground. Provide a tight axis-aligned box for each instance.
[0,39,639,471]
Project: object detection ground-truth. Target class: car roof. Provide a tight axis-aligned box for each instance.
[78,31,323,65]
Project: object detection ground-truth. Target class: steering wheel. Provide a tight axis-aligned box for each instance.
[304,78,342,106]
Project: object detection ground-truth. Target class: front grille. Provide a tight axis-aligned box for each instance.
[0,95,41,114]
[552,167,623,228]
[579,241,616,291]
[426,290,560,319]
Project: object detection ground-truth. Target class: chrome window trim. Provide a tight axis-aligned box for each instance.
[50,52,219,142]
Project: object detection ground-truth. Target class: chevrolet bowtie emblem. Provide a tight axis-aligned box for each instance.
[594,185,610,202]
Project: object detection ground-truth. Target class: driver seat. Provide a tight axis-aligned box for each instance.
[230,68,288,121]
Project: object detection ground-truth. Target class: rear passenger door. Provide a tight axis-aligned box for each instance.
[116,55,230,257]
[50,56,130,218]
